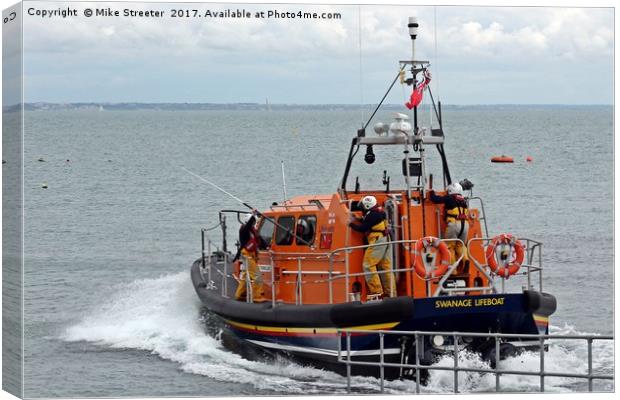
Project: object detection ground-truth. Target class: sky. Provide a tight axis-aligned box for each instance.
[15,1,615,104]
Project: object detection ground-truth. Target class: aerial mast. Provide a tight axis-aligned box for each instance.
[408,16,419,134]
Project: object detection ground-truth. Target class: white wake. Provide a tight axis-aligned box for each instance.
[63,272,614,394]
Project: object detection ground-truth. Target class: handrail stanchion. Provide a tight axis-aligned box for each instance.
[270,253,276,307]
[297,258,303,305]
[223,252,228,297]
[453,334,459,393]
[328,254,334,304]
[539,336,545,392]
[526,240,531,289]
[495,337,501,391]
[415,333,421,394]
[207,239,212,284]
[337,329,342,362]
[379,332,385,393]
[345,208,351,302]
[588,338,593,391]
[527,264,531,290]
[345,250,350,303]
[346,332,352,393]
[201,229,206,270]
[538,244,543,292]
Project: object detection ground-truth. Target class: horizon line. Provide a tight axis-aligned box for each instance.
[15,102,615,107]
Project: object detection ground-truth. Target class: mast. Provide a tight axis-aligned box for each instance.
[409,17,419,135]
[337,16,451,202]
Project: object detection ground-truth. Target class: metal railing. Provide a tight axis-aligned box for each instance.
[467,197,489,238]
[467,237,543,293]
[337,329,614,393]
[199,231,549,305]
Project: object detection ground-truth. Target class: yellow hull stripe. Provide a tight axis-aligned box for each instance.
[533,315,549,323]
[224,319,400,334]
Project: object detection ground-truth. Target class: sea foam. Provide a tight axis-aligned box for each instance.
[63,272,614,394]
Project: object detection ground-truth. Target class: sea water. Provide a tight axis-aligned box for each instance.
[17,106,613,396]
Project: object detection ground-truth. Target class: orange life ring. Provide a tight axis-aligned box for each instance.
[413,236,451,279]
[485,233,524,278]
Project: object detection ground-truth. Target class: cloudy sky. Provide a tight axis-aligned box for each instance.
[20,2,614,104]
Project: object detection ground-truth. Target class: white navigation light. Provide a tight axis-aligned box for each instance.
[389,113,412,136]
[373,122,390,136]
[408,16,419,39]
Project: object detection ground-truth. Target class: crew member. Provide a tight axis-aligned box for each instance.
[349,195,395,298]
[429,182,469,268]
[233,213,266,302]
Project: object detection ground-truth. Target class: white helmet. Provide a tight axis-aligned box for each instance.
[360,195,378,210]
[240,213,253,224]
[447,183,463,196]
[297,219,309,235]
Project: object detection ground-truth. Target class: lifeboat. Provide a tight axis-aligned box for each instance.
[190,17,556,380]
[491,155,514,163]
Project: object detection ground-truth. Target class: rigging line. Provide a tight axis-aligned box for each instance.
[358,6,365,127]
[180,166,251,209]
[426,86,441,123]
[180,166,313,246]
[434,6,440,102]
[363,64,407,131]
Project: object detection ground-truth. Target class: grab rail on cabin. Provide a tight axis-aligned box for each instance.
[467,237,543,293]
[467,197,489,238]
[336,328,614,394]
[269,203,323,211]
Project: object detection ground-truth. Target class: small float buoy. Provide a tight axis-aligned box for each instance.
[38,157,45,162]
[66,159,70,163]
[41,183,48,189]
[491,155,514,163]
[526,156,533,162]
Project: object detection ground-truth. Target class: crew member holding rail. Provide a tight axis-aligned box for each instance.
[233,213,266,302]
[429,182,469,269]
[349,196,395,298]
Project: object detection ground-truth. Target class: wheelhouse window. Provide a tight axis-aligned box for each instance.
[275,216,295,245]
[296,215,317,246]
[257,217,275,249]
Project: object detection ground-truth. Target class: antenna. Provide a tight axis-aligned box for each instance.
[358,6,365,127]
[434,7,440,103]
[281,160,288,202]
[408,16,419,134]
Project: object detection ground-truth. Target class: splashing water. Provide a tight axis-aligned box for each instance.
[424,328,614,393]
[63,272,613,394]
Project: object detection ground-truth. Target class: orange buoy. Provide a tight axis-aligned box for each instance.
[526,156,533,162]
[491,155,514,163]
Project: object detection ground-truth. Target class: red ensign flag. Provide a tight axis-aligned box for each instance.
[405,70,432,110]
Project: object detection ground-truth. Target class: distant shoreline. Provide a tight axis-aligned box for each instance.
[2,103,613,112]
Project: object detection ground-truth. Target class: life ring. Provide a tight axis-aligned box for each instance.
[413,236,451,279]
[485,234,524,278]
